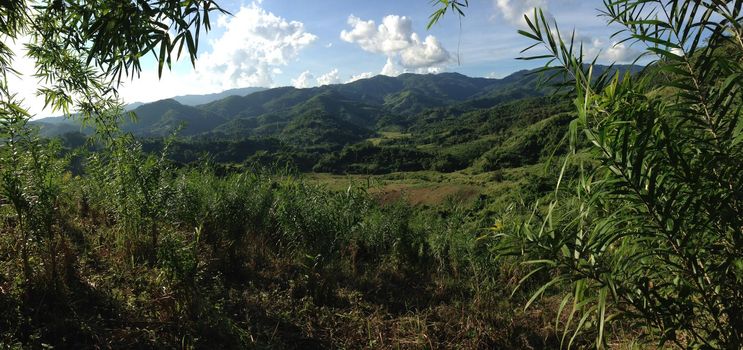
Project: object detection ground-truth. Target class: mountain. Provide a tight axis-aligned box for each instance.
[32,64,639,174]
[31,86,266,135]
[34,66,641,150]
[122,99,226,136]
[125,102,145,110]
[170,87,267,106]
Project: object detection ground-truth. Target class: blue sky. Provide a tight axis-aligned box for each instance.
[16,0,646,115]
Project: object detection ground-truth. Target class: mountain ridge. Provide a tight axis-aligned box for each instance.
[32,66,641,143]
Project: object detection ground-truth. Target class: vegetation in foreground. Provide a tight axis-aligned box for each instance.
[1,0,742,348]
[0,150,574,348]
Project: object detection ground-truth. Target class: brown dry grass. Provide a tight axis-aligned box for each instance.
[369,184,483,206]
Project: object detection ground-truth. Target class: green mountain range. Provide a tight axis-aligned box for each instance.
[37,66,641,173]
[33,70,544,138]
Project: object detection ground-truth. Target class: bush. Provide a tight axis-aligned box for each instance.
[503,2,743,348]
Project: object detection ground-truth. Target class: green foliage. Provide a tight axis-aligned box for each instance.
[314,142,436,174]
[34,72,589,176]
[0,0,688,347]
[476,112,572,171]
[0,118,588,348]
[123,99,226,137]
[83,134,174,260]
[427,0,468,29]
[500,2,743,348]
[0,0,222,135]
[34,70,545,140]
[0,119,66,286]
[0,0,226,289]
[280,110,374,150]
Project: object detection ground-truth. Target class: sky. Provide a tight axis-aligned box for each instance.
[10,0,647,117]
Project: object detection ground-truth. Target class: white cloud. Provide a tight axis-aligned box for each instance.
[423,66,443,74]
[575,35,642,63]
[4,36,46,116]
[603,42,642,63]
[670,47,686,57]
[316,68,341,86]
[117,1,317,105]
[341,14,450,73]
[549,29,642,64]
[399,34,450,69]
[347,72,374,83]
[292,68,343,88]
[341,15,413,55]
[5,35,193,117]
[494,0,546,25]
[197,2,317,89]
[381,57,401,76]
[493,2,644,64]
[291,70,314,88]
[119,65,203,104]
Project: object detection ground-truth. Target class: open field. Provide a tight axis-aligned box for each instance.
[307,172,487,206]
[306,161,552,206]
[366,131,412,146]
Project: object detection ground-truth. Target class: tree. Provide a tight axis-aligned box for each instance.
[430,0,742,348]
[427,0,469,29]
[0,0,225,127]
[0,0,225,285]
[495,1,742,349]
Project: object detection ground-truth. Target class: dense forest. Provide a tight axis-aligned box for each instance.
[1,0,742,349]
[35,69,599,175]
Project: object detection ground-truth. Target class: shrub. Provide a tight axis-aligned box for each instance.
[502,2,743,348]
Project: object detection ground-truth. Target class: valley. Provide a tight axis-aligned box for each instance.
[3,0,739,346]
[38,69,592,177]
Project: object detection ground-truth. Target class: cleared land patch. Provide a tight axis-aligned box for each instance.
[367,131,411,146]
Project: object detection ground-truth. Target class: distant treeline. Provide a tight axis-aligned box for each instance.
[56,96,575,175]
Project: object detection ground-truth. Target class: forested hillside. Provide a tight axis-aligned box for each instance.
[3,0,741,348]
[37,67,639,175]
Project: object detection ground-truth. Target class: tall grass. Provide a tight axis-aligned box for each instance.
[0,128,569,347]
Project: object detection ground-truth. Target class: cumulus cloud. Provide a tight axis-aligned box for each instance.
[602,42,642,63]
[347,72,375,83]
[574,35,642,63]
[670,47,685,57]
[197,2,317,89]
[341,15,413,54]
[291,69,343,88]
[424,66,443,74]
[381,57,402,76]
[340,14,450,74]
[493,1,644,64]
[494,0,546,25]
[317,68,341,86]
[549,29,642,64]
[399,34,450,69]
[291,70,315,88]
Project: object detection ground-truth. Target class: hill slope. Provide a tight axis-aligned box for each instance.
[41,66,642,173]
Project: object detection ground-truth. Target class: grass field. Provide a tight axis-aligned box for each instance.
[306,172,485,205]
[306,162,551,208]
[366,131,412,146]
